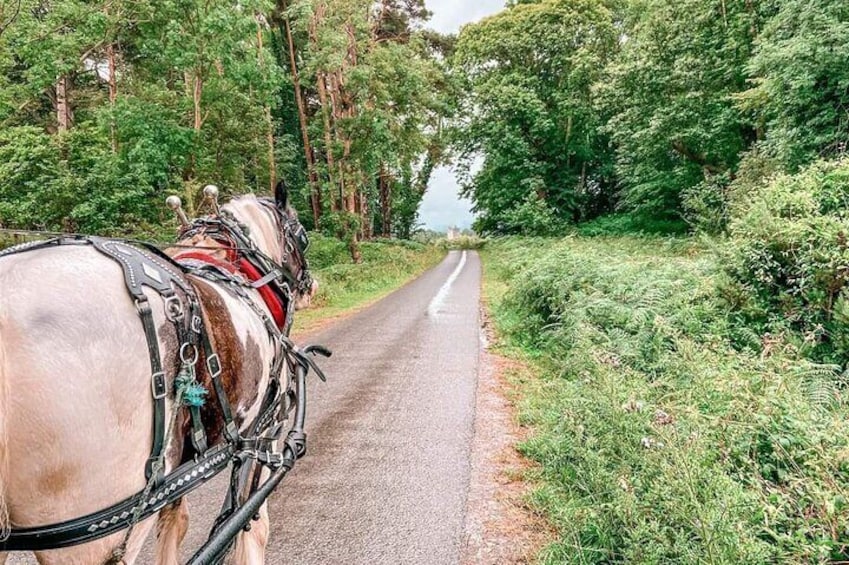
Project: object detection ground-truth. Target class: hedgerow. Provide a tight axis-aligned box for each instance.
[722,158,849,363]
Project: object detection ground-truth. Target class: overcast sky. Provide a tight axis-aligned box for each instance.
[417,0,504,232]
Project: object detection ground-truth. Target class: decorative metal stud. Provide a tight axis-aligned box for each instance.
[203,184,221,215]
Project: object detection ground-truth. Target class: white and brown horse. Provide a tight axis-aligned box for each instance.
[0,184,315,564]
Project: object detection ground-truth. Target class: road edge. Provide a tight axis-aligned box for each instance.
[459,291,553,564]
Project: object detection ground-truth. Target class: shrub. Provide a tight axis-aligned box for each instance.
[721,158,849,361]
[577,213,688,237]
[681,173,733,234]
[484,236,849,563]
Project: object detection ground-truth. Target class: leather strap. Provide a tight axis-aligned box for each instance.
[135,297,168,482]
[0,444,233,551]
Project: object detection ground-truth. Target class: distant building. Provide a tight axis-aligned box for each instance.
[446,227,461,241]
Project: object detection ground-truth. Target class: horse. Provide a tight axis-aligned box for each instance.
[0,182,316,564]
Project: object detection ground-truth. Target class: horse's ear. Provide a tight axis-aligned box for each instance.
[275,180,289,211]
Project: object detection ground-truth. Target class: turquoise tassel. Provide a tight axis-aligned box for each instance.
[175,364,208,407]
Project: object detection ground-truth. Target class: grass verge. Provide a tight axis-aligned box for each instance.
[481,236,849,564]
[293,234,444,334]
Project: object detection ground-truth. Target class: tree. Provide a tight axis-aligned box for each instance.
[454,0,618,234]
[284,0,453,259]
[738,0,849,170]
[597,0,774,219]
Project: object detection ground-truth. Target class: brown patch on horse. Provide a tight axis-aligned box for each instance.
[189,278,261,448]
[37,464,78,496]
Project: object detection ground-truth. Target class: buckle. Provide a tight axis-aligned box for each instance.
[164,295,184,322]
[151,371,167,400]
[207,353,222,379]
[191,315,203,334]
[225,421,240,442]
[135,297,151,315]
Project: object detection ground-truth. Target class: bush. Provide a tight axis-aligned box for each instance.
[721,158,849,361]
[439,234,486,250]
[577,213,688,237]
[484,236,849,563]
[681,173,733,234]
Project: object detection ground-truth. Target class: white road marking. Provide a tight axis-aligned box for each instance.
[428,250,467,316]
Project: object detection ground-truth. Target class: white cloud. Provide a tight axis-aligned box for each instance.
[418,166,474,231]
[426,0,505,34]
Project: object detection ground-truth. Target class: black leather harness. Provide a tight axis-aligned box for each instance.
[0,223,328,562]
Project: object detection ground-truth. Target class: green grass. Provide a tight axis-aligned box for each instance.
[482,236,849,564]
[293,234,444,333]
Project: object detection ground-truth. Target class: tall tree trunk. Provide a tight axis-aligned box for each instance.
[309,3,341,212]
[265,106,277,191]
[55,74,73,132]
[360,190,371,239]
[256,19,277,192]
[283,13,321,225]
[193,72,203,132]
[181,68,205,215]
[379,164,391,237]
[316,72,341,211]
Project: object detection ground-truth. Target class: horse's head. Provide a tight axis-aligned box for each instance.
[221,182,318,311]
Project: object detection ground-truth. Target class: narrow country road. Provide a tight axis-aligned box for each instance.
[269,249,481,563]
[9,250,483,565]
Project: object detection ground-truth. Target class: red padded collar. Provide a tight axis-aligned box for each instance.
[175,251,287,330]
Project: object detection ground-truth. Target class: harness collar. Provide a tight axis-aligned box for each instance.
[174,249,288,330]
[172,205,311,332]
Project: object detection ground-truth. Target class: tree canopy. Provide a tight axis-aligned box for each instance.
[454,0,849,235]
[0,0,456,259]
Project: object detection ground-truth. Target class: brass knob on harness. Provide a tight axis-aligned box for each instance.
[166,196,190,228]
[203,185,221,215]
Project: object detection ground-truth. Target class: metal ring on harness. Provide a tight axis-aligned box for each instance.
[164,294,185,322]
[180,342,200,366]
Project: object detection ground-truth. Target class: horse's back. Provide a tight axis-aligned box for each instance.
[0,244,164,563]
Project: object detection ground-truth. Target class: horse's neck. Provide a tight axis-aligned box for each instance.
[223,202,283,264]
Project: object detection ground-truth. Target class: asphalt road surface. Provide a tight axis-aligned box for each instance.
[10,250,482,564]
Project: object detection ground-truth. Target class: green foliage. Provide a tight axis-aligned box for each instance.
[680,173,734,234]
[456,0,847,235]
[304,232,441,309]
[722,158,849,362]
[0,0,284,232]
[0,125,162,233]
[288,0,456,243]
[577,213,688,237]
[438,234,486,251]
[454,0,618,233]
[739,0,849,169]
[597,0,771,219]
[484,236,849,563]
[0,0,454,246]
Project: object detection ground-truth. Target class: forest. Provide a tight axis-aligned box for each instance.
[1,0,846,247]
[0,0,457,262]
